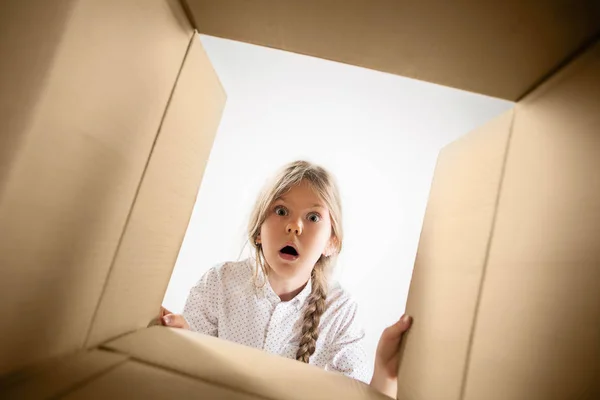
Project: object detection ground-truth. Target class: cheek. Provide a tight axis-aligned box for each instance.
[306,223,332,248]
[260,218,280,245]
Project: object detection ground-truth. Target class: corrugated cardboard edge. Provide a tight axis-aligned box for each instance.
[456,114,515,400]
[0,0,194,376]
[461,38,600,400]
[82,30,196,349]
[396,109,515,400]
[398,37,599,400]
[182,0,600,101]
[100,326,387,400]
[84,30,227,348]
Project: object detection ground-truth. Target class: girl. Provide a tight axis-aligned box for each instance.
[161,160,411,398]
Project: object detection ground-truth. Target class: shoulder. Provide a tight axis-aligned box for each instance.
[203,258,254,282]
[195,258,255,294]
[324,281,361,321]
[326,281,357,308]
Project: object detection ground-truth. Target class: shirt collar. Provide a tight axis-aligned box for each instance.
[292,278,312,309]
[252,259,312,310]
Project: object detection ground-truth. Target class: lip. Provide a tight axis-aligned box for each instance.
[278,252,299,262]
[278,242,300,262]
[283,242,299,254]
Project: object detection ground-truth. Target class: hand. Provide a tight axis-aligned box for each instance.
[370,314,412,398]
[375,314,412,378]
[159,306,190,330]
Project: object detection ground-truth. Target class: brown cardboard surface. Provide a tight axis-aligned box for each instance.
[1,1,598,399]
[0,350,127,399]
[0,0,192,374]
[85,31,227,347]
[0,0,76,200]
[396,111,514,400]
[103,327,388,400]
[183,0,600,100]
[62,360,265,400]
[462,41,600,400]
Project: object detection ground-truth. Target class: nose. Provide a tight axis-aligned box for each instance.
[286,221,302,236]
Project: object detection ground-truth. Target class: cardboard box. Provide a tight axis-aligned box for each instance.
[1,0,598,399]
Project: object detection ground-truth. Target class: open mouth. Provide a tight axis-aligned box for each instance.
[279,245,299,260]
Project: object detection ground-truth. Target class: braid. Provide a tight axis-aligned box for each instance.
[296,264,328,363]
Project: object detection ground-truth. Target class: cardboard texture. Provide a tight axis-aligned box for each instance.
[0,0,194,375]
[462,41,600,400]
[0,350,128,400]
[1,0,599,399]
[4,328,387,399]
[396,110,514,400]
[63,361,266,400]
[184,0,600,100]
[102,327,387,400]
[399,41,600,400]
[85,31,227,348]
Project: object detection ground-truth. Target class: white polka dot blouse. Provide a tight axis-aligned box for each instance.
[182,258,371,383]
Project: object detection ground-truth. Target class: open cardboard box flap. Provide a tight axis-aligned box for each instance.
[1,0,599,399]
[183,0,600,100]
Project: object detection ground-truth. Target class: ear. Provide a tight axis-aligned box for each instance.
[323,237,338,257]
[255,234,261,245]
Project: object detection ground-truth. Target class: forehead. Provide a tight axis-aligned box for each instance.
[278,181,326,208]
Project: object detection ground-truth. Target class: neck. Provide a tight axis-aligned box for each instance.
[268,273,310,302]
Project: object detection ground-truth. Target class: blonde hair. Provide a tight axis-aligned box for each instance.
[248,160,343,364]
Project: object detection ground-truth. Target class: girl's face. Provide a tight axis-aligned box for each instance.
[259,180,334,283]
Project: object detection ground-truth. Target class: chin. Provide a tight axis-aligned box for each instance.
[266,255,300,273]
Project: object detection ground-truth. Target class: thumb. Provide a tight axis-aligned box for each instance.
[397,314,412,331]
[384,314,412,339]
[160,306,172,318]
[161,313,189,329]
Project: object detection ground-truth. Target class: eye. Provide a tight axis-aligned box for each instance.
[307,212,321,223]
[274,205,288,216]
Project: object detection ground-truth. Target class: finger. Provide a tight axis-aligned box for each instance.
[398,314,412,329]
[383,314,412,339]
[161,313,188,329]
[162,313,182,328]
[160,306,172,318]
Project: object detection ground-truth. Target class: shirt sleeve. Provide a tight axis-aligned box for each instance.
[181,265,221,336]
[326,300,372,384]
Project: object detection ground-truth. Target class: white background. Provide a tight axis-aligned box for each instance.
[163,34,513,370]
